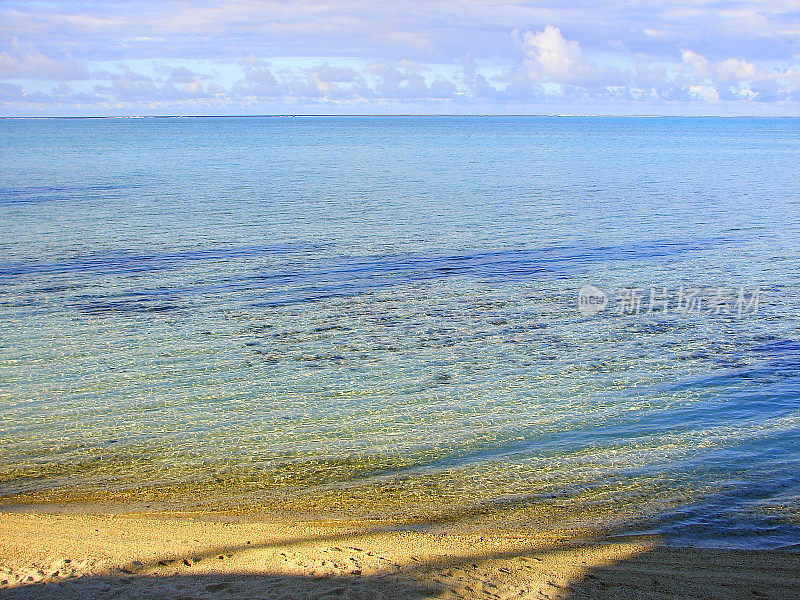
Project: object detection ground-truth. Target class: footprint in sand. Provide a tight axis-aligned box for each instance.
[275,546,401,579]
[0,558,96,588]
[313,586,387,600]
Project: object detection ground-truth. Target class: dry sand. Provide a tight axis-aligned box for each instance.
[0,511,798,599]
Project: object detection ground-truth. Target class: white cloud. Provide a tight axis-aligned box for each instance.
[3,2,800,115]
[688,84,720,103]
[676,49,799,103]
[515,26,612,87]
[717,58,757,82]
[681,49,710,78]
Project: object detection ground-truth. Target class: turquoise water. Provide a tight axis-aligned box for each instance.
[1,116,799,548]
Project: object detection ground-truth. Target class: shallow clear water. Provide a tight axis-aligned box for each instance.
[1,116,799,548]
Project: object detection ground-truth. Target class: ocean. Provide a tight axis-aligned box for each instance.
[1,116,799,549]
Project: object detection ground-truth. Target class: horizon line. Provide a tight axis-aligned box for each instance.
[2,113,798,119]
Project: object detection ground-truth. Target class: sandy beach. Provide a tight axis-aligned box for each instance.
[0,511,798,599]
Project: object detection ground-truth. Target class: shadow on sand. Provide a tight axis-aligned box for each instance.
[0,571,435,600]
[1,496,799,599]
[1,516,799,600]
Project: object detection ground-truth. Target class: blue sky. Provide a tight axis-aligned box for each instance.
[1,1,799,116]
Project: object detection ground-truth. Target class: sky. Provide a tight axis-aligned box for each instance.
[1,1,799,116]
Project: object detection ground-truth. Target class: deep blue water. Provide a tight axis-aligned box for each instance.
[1,116,799,548]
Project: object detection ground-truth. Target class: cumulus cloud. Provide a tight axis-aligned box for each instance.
[675,48,799,103]
[688,84,720,103]
[716,58,757,82]
[515,26,617,87]
[3,1,800,115]
[234,63,282,98]
[367,62,435,98]
[681,49,711,79]
[167,66,203,84]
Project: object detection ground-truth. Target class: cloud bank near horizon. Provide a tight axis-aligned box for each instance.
[1,1,799,116]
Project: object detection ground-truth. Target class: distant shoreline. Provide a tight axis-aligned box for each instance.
[2,114,798,119]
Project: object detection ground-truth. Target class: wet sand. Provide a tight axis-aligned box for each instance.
[1,511,798,599]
